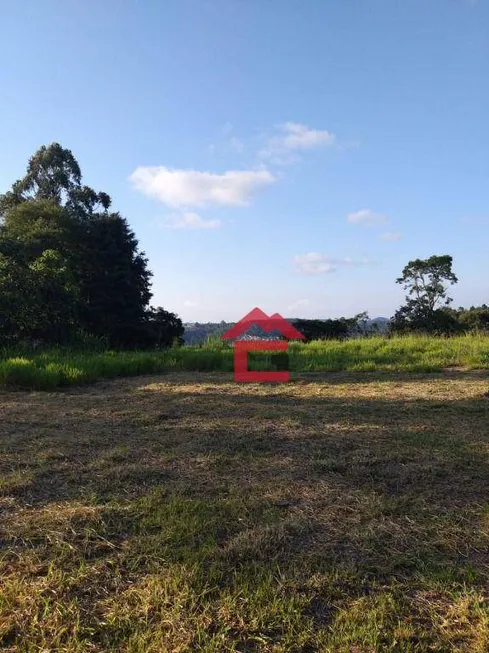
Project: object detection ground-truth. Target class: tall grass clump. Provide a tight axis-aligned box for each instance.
[287,333,489,372]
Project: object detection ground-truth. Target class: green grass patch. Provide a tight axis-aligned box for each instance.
[1,334,489,390]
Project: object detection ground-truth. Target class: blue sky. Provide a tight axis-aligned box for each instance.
[1,0,488,321]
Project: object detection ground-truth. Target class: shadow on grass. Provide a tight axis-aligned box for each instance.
[0,376,486,537]
[1,373,489,649]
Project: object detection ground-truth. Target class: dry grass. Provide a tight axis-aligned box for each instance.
[1,371,488,651]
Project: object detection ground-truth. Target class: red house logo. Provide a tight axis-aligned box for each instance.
[221,307,305,382]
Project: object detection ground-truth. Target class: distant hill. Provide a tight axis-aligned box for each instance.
[183,322,233,344]
[183,316,390,344]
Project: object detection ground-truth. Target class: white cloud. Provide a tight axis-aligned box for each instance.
[288,298,310,311]
[183,299,199,307]
[130,166,276,208]
[281,122,336,149]
[347,209,388,226]
[293,253,336,275]
[260,122,336,163]
[293,252,375,276]
[165,211,222,229]
[380,231,402,241]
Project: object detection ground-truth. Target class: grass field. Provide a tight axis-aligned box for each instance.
[1,371,488,651]
[1,334,489,390]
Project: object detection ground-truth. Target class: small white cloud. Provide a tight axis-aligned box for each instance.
[281,122,336,149]
[222,122,234,135]
[166,211,222,229]
[260,122,336,163]
[288,298,310,311]
[380,231,402,241]
[183,299,199,307]
[130,166,276,208]
[293,253,375,275]
[293,253,337,275]
[347,209,388,226]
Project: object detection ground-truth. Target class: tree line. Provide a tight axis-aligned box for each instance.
[0,143,183,348]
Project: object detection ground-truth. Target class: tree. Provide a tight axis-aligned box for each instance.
[0,143,181,349]
[391,255,459,334]
[0,143,110,219]
[396,255,458,312]
[293,313,368,341]
[75,213,153,347]
[145,308,184,348]
[457,305,489,333]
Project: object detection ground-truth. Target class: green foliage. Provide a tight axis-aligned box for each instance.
[145,307,184,348]
[457,304,489,333]
[184,321,234,344]
[396,255,458,311]
[0,248,77,344]
[0,199,73,261]
[0,143,182,349]
[294,312,369,341]
[0,142,109,217]
[74,212,152,347]
[391,255,460,334]
[391,305,464,336]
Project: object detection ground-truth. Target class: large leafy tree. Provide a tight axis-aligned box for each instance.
[391,255,460,334]
[0,143,182,348]
[0,143,110,218]
[76,213,153,347]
